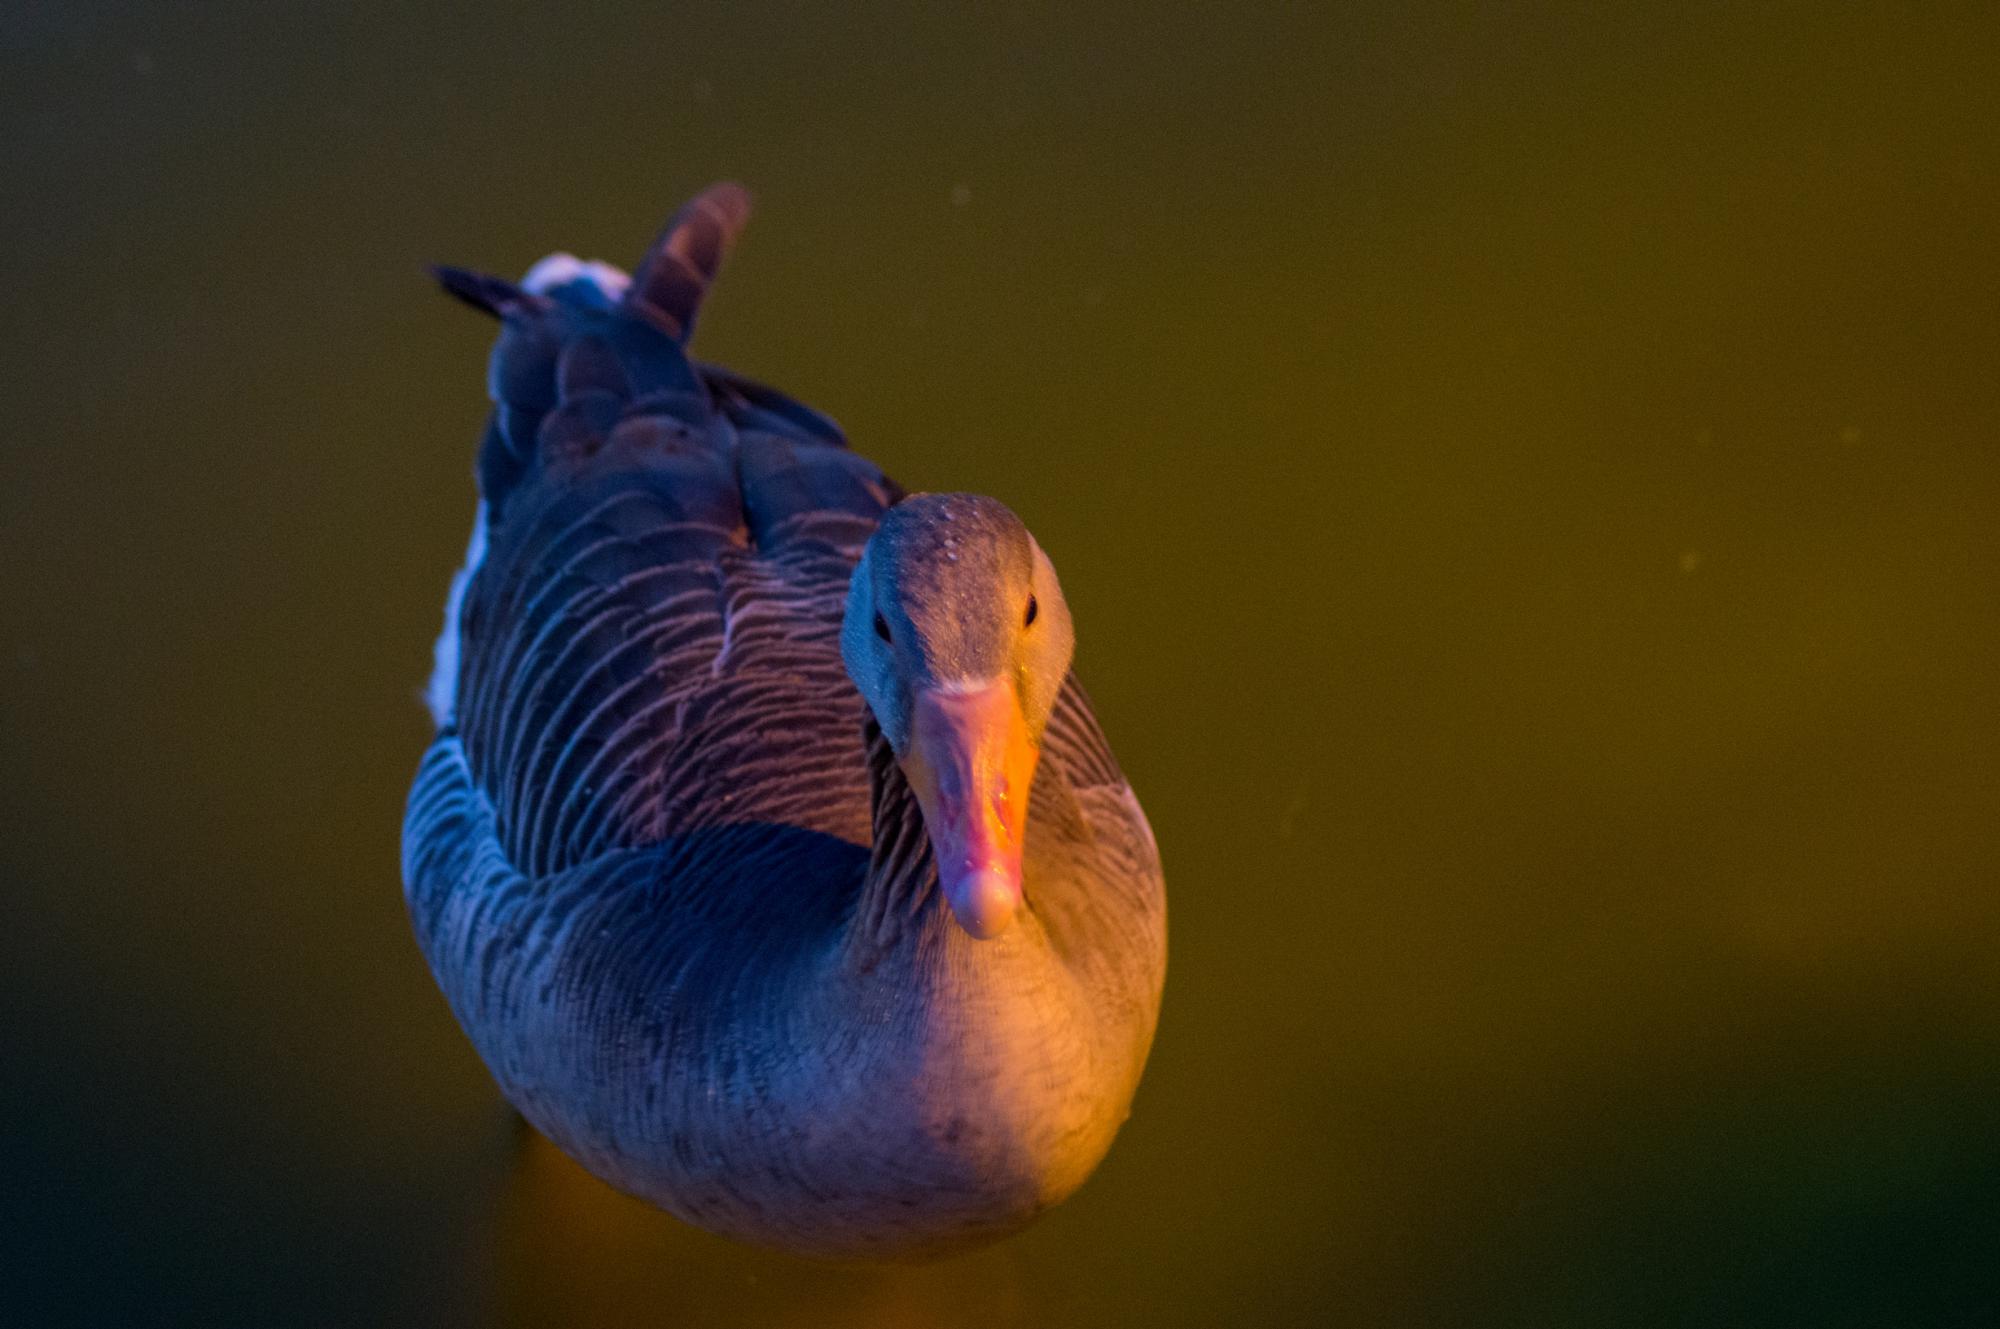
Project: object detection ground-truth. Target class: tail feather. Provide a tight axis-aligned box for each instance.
[624,182,752,340]
[431,183,844,522]
[430,264,545,319]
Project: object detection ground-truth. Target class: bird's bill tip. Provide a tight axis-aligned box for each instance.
[943,866,1022,939]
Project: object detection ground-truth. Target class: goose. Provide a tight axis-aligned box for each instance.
[402,184,1166,1260]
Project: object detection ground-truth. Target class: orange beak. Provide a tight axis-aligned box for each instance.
[901,681,1041,939]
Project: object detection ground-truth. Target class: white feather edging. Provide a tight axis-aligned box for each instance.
[426,501,488,726]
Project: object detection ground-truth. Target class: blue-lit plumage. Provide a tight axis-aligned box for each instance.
[403,184,1165,1258]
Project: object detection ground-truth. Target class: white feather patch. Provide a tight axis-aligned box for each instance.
[425,501,488,726]
[521,252,631,302]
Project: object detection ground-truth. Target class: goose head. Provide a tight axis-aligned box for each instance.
[842,494,1076,939]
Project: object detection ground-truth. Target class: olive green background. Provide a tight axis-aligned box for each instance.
[4,4,1997,1325]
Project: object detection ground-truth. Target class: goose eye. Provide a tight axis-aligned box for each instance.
[1024,595,1039,627]
[874,612,892,643]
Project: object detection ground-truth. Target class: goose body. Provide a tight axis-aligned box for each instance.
[402,186,1166,1259]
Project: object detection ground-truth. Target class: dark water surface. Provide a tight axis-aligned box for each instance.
[5,4,1998,1324]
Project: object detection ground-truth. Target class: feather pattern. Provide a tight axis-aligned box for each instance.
[403,186,1165,1258]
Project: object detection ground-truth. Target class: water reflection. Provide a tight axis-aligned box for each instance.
[490,1130,1030,1329]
